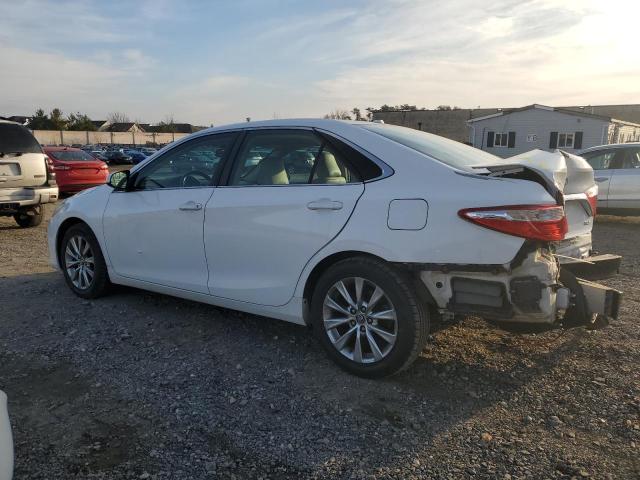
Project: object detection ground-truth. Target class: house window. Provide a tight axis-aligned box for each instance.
[550,131,582,149]
[487,131,515,148]
[494,132,508,147]
[557,133,574,148]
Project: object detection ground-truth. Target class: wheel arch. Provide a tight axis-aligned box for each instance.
[301,250,437,326]
[55,217,89,269]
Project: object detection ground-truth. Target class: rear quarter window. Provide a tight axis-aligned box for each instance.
[360,123,500,171]
[0,123,42,154]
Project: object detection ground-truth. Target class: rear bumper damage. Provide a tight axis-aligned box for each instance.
[414,246,622,328]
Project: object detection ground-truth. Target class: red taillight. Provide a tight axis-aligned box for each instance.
[459,204,568,241]
[45,156,57,185]
[585,185,598,217]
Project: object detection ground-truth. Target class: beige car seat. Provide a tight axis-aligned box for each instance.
[313,151,346,184]
[253,154,289,185]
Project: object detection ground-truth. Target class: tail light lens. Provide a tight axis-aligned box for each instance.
[45,156,57,185]
[459,204,568,241]
[99,164,109,170]
[585,185,598,216]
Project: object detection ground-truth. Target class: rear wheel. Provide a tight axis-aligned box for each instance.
[311,257,429,378]
[13,206,43,228]
[60,223,111,298]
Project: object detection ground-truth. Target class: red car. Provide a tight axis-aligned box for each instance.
[43,147,109,193]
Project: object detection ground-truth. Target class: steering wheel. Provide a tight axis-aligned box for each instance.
[182,170,211,187]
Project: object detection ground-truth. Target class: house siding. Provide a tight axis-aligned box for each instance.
[469,108,610,158]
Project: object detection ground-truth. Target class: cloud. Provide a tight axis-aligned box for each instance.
[0,44,125,117]
[0,0,638,125]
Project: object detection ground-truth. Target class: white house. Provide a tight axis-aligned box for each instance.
[467,104,640,158]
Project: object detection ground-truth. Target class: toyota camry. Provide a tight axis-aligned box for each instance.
[48,119,621,377]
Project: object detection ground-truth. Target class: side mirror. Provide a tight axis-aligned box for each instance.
[108,170,130,190]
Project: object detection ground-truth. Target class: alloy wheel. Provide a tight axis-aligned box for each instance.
[64,235,95,290]
[323,277,398,364]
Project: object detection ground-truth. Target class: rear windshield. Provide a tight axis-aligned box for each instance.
[49,150,98,161]
[0,123,42,154]
[360,123,500,171]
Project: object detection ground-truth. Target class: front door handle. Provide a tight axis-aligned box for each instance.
[595,177,609,182]
[179,201,203,211]
[307,199,343,211]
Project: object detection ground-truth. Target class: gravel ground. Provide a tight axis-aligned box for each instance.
[0,206,638,479]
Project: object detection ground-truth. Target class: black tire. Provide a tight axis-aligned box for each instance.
[60,223,111,299]
[14,206,43,228]
[311,256,429,378]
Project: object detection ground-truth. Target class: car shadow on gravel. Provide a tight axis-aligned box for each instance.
[1,271,637,478]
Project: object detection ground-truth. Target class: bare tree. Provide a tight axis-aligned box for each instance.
[324,109,352,120]
[107,112,130,124]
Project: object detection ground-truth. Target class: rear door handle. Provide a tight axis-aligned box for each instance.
[595,177,609,182]
[307,199,343,211]
[179,201,203,211]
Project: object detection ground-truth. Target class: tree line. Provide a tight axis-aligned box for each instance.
[26,108,181,132]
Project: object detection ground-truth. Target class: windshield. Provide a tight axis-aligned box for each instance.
[49,150,98,161]
[0,123,42,154]
[361,123,500,171]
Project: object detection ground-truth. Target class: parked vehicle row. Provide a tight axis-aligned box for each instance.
[48,119,622,378]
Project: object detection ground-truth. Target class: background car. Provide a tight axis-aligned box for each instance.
[90,150,109,161]
[139,147,158,156]
[123,149,148,164]
[0,120,58,227]
[43,147,109,194]
[0,390,13,480]
[104,151,133,164]
[578,143,640,214]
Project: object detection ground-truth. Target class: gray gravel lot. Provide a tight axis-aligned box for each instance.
[0,206,638,479]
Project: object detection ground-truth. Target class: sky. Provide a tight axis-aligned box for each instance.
[0,0,638,126]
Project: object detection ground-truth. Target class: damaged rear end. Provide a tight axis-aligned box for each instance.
[420,149,622,329]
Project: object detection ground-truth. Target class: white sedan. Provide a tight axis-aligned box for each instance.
[48,119,621,377]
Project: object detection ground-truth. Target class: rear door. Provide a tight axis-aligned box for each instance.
[0,123,47,189]
[204,128,364,306]
[581,149,618,209]
[608,147,640,209]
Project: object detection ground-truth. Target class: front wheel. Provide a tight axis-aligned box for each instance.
[311,257,429,378]
[60,223,111,298]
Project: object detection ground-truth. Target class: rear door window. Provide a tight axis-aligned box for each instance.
[228,130,360,186]
[620,149,640,169]
[0,123,42,154]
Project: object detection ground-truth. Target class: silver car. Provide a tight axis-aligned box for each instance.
[578,143,640,214]
[0,390,12,480]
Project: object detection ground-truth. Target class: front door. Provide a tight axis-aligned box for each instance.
[102,132,237,293]
[204,129,364,306]
[608,147,640,209]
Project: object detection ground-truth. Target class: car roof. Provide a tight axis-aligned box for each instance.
[579,142,640,154]
[196,118,359,135]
